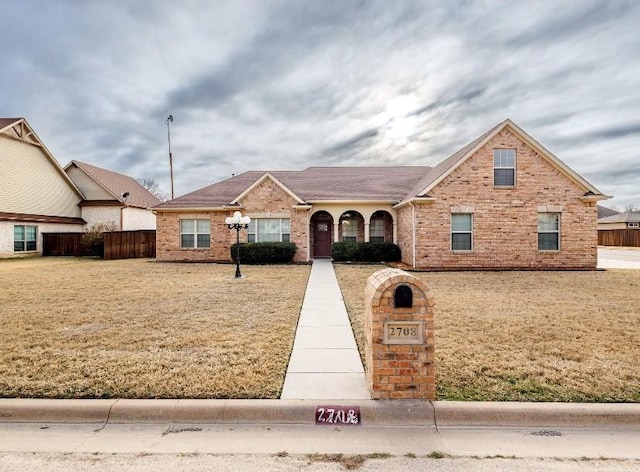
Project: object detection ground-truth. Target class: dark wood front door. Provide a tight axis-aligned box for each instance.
[314,220,331,258]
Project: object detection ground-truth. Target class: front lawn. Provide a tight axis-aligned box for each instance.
[0,258,310,399]
[335,265,640,402]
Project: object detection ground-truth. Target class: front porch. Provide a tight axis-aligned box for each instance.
[308,205,396,260]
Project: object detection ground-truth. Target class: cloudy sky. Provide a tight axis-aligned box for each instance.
[1,0,638,209]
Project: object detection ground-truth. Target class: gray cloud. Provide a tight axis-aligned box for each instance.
[1,0,639,209]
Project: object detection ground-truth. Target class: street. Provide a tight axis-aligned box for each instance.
[1,422,639,471]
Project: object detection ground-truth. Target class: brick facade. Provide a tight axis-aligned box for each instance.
[156,177,310,263]
[155,122,604,269]
[397,128,598,270]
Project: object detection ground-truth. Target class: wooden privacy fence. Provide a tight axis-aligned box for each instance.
[104,230,156,260]
[598,229,640,247]
[42,232,83,256]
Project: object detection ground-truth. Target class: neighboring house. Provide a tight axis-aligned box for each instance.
[0,118,85,257]
[598,212,640,230]
[65,160,160,231]
[597,205,619,220]
[154,119,609,269]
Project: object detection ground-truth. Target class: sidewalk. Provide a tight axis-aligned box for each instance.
[280,259,369,400]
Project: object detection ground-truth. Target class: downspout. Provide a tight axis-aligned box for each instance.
[306,209,311,262]
[410,202,416,268]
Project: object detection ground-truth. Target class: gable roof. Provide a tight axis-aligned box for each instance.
[231,172,305,205]
[598,211,640,224]
[154,166,432,210]
[154,119,609,211]
[0,117,84,199]
[65,160,161,209]
[403,119,607,204]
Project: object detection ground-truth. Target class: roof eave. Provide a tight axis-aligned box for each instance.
[153,206,229,213]
[581,194,612,203]
[393,197,437,209]
[305,199,399,205]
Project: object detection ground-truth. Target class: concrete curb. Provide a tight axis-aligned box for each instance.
[1,399,639,427]
[435,401,640,427]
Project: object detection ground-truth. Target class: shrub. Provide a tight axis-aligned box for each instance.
[82,222,118,257]
[331,242,401,262]
[230,242,297,264]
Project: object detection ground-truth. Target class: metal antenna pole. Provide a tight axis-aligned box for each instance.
[166,115,174,199]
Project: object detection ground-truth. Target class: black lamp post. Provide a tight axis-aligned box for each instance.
[225,211,251,278]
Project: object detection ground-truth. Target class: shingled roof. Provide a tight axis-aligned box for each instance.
[66,160,161,209]
[155,166,433,210]
[598,211,640,224]
[155,119,608,210]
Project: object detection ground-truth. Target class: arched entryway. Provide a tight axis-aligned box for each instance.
[310,211,333,258]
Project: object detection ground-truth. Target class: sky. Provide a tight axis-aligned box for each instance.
[1,0,638,209]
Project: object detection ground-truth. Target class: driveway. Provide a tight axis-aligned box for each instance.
[598,247,640,269]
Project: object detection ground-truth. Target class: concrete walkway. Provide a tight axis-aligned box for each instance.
[280,259,370,400]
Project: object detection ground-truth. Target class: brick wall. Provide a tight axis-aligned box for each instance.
[156,177,310,262]
[397,128,598,269]
[364,268,435,400]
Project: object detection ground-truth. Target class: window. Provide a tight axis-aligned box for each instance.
[342,219,357,242]
[628,222,639,228]
[247,218,290,242]
[14,225,37,252]
[451,214,473,251]
[180,219,210,248]
[370,218,385,243]
[538,213,560,251]
[494,149,516,186]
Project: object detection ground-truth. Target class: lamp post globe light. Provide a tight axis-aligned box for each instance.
[225,211,251,278]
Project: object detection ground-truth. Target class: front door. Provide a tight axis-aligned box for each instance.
[314,220,331,258]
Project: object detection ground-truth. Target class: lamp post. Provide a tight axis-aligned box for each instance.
[225,211,251,278]
[166,114,174,199]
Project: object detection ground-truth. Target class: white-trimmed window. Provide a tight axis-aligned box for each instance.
[451,214,473,251]
[370,218,385,243]
[14,225,37,252]
[494,149,516,186]
[247,218,290,243]
[180,219,210,248]
[538,213,560,251]
[342,219,358,242]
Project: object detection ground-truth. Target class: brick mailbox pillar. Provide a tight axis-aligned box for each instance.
[364,268,435,400]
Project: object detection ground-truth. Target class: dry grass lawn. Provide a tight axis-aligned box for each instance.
[335,264,640,402]
[0,258,310,399]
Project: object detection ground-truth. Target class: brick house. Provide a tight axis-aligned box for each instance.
[154,119,609,269]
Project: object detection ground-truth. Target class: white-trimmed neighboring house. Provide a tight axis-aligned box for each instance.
[598,211,640,230]
[65,161,160,231]
[0,118,85,257]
